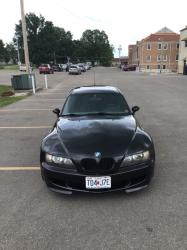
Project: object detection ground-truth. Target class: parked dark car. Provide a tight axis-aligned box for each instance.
[39,64,54,74]
[123,65,136,71]
[52,64,63,72]
[40,86,155,195]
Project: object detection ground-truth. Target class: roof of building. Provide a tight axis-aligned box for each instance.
[156,26,175,33]
[109,57,128,63]
[120,56,128,59]
[109,58,120,62]
[145,34,179,42]
[137,27,179,44]
[71,86,120,95]
[180,26,187,32]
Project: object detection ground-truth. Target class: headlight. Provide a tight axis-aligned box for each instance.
[120,150,150,167]
[45,153,75,168]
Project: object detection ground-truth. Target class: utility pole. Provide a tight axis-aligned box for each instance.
[118,45,122,65]
[17,38,20,66]
[20,0,30,74]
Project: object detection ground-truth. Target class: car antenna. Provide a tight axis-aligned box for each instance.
[94,71,96,86]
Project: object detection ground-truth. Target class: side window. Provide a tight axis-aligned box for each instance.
[147,55,151,61]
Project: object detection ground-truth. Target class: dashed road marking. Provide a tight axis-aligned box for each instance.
[23,99,65,101]
[0,126,51,129]
[55,80,68,88]
[0,167,40,170]
[0,109,52,111]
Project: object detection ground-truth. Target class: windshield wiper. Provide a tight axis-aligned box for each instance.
[61,113,84,116]
[87,112,114,116]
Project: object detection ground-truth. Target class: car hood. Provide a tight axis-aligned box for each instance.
[56,116,137,160]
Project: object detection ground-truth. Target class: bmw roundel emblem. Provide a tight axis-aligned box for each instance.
[94,152,101,158]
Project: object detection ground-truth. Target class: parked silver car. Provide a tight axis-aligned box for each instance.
[59,64,67,70]
[69,65,81,75]
[78,64,86,72]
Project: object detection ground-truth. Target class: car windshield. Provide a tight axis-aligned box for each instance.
[62,93,130,116]
[70,66,78,68]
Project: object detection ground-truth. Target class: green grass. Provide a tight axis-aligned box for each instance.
[0,68,20,71]
[0,85,13,96]
[0,96,28,108]
[0,85,28,108]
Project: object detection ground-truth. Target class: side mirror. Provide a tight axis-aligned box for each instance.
[132,106,140,115]
[53,108,60,117]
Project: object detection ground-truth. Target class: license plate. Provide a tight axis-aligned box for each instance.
[86,176,111,189]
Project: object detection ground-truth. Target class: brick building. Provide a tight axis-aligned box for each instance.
[128,27,180,72]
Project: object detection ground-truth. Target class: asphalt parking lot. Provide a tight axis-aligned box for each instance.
[0,68,187,250]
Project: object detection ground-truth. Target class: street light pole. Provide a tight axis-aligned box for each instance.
[118,45,122,66]
[20,0,30,74]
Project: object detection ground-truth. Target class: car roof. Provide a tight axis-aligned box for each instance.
[70,86,121,95]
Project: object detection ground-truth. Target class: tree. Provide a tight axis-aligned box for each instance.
[13,13,74,66]
[3,43,17,64]
[0,40,5,62]
[80,29,114,66]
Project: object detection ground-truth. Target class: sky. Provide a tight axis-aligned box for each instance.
[1,0,187,58]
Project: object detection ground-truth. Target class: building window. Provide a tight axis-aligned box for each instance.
[164,43,168,50]
[158,43,162,50]
[147,65,150,70]
[176,55,179,61]
[147,55,151,61]
[177,43,179,49]
[185,41,187,47]
[157,65,160,69]
[147,44,151,50]
[157,55,161,61]
[163,55,167,61]
[163,65,166,69]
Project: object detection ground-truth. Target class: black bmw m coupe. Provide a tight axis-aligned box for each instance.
[40,86,155,194]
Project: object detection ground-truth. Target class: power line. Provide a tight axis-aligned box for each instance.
[50,0,122,39]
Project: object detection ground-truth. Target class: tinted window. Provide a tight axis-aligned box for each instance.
[41,64,48,67]
[70,66,78,68]
[62,93,130,115]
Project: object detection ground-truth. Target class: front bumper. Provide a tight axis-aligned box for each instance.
[41,160,155,194]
